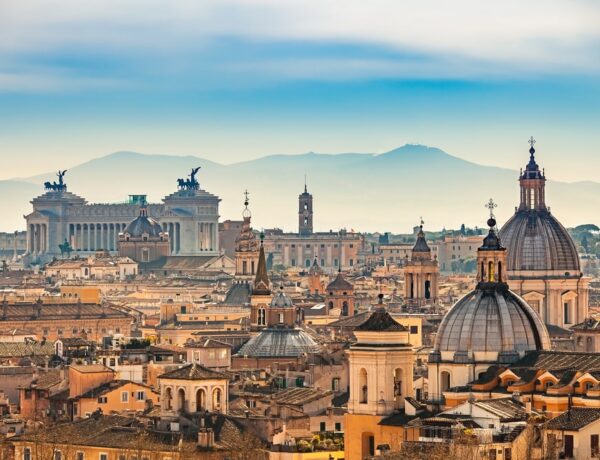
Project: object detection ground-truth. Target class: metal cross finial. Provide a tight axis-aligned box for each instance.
[486,198,497,219]
[244,189,250,202]
[528,136,536,148]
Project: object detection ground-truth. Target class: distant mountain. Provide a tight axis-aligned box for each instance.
[1,145,598,232]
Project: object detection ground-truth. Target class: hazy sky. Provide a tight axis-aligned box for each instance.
[1,1,599,182]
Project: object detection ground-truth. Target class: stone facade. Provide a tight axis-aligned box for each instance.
[24,176,220,264]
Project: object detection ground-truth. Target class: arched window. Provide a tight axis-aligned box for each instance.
[177,388,186,412]
[359,368,368,403]
[394,368,403,399]
[587,337,594,353]
[258,307,266,326]
[342,301,349,316]
[440,371,451,393]
[424,280,431,299]
[488,261,495,282]
[328,301,334,310]
[213,388,223,412]
[165,387,173,410]
[196,389,206,412]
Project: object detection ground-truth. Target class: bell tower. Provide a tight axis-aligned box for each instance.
[298,179,313,236]
[403,219,439,308]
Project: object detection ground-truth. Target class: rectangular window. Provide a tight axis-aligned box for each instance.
[99,454,108,460]
[332,378,340,392]
[335,422,341,432]
[23,448,31,460]
[136,391,145,401]
[98,396,107,404]
[54,451,62,460]
[564,302,570,324]
[121,391,129,402]
[349,259,353,266]
[592,434,599,456]
[320,422,326,432]
[410,326,418,334]
[291,259,296,266]
[76,452,84,460]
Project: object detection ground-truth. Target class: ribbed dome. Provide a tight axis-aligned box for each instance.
[124,207,163,238]
[236,328,321,357]
[499,210,580,273]
[271,289,293,308]
[434,285,551,357]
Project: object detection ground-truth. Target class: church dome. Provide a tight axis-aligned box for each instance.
[434,284,551,360]
[433,208,551,364]
[499,211,580,273]
[271,288,293,308]
[499,139,580,274]
[123,206,163,238]
[236,328,321,358]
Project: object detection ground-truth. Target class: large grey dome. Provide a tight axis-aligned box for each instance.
[236,328,321,358]
[499,210,580,273]
[434,285,551,357]
[123,207,163,238]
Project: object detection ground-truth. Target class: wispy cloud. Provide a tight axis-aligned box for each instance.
[1,0,599,92]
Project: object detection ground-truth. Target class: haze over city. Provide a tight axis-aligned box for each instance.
[1,3,600,460]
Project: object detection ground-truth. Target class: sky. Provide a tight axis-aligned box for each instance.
[0,0,599,182]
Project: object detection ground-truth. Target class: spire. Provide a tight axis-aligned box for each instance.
[252,232,270,295]
[412,217,431,259]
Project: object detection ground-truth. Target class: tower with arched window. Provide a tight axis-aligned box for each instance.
[345,295,414,459]
[402,221,439,308]
[250,234,272,330]
[326,269,355,316]
[158,363,229,416]
[234,191,260,279]
[298,183,313,236]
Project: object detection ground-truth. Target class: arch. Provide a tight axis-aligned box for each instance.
[342,301,349,316]
[328,301,334,310]
[164,387,173,410]
[424,280,431,299]
[440,371,451,393]
[196,388,206,412]
[488,260,495,282]
[258,307,266,326]
[394,368,403,402]
[177,388,186,412]
[213,387,223,412]
[359,368,368,403]
[498,261,503,282]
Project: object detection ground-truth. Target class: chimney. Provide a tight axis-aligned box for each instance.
[198,428,214,449]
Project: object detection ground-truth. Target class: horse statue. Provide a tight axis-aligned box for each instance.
[176,166,201,191]
[44,170,68,192]
[58,239,72,258]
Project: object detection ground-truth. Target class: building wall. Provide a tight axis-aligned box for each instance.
[24,187,220,264]
[263,233,363,272]
[68,367,115,399]
[75,382,158,418]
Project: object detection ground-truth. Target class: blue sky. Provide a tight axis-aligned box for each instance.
[0,0,599,181]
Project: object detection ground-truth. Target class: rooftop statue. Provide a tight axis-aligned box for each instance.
[44,170,68,192]
[177,166,201,191]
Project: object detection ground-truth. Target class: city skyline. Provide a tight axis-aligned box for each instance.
[1,1,599,182]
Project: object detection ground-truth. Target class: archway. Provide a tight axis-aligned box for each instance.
[177,388,186,412]
[196,389,206,412]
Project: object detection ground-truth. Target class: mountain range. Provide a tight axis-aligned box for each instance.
[2,145,598,233]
